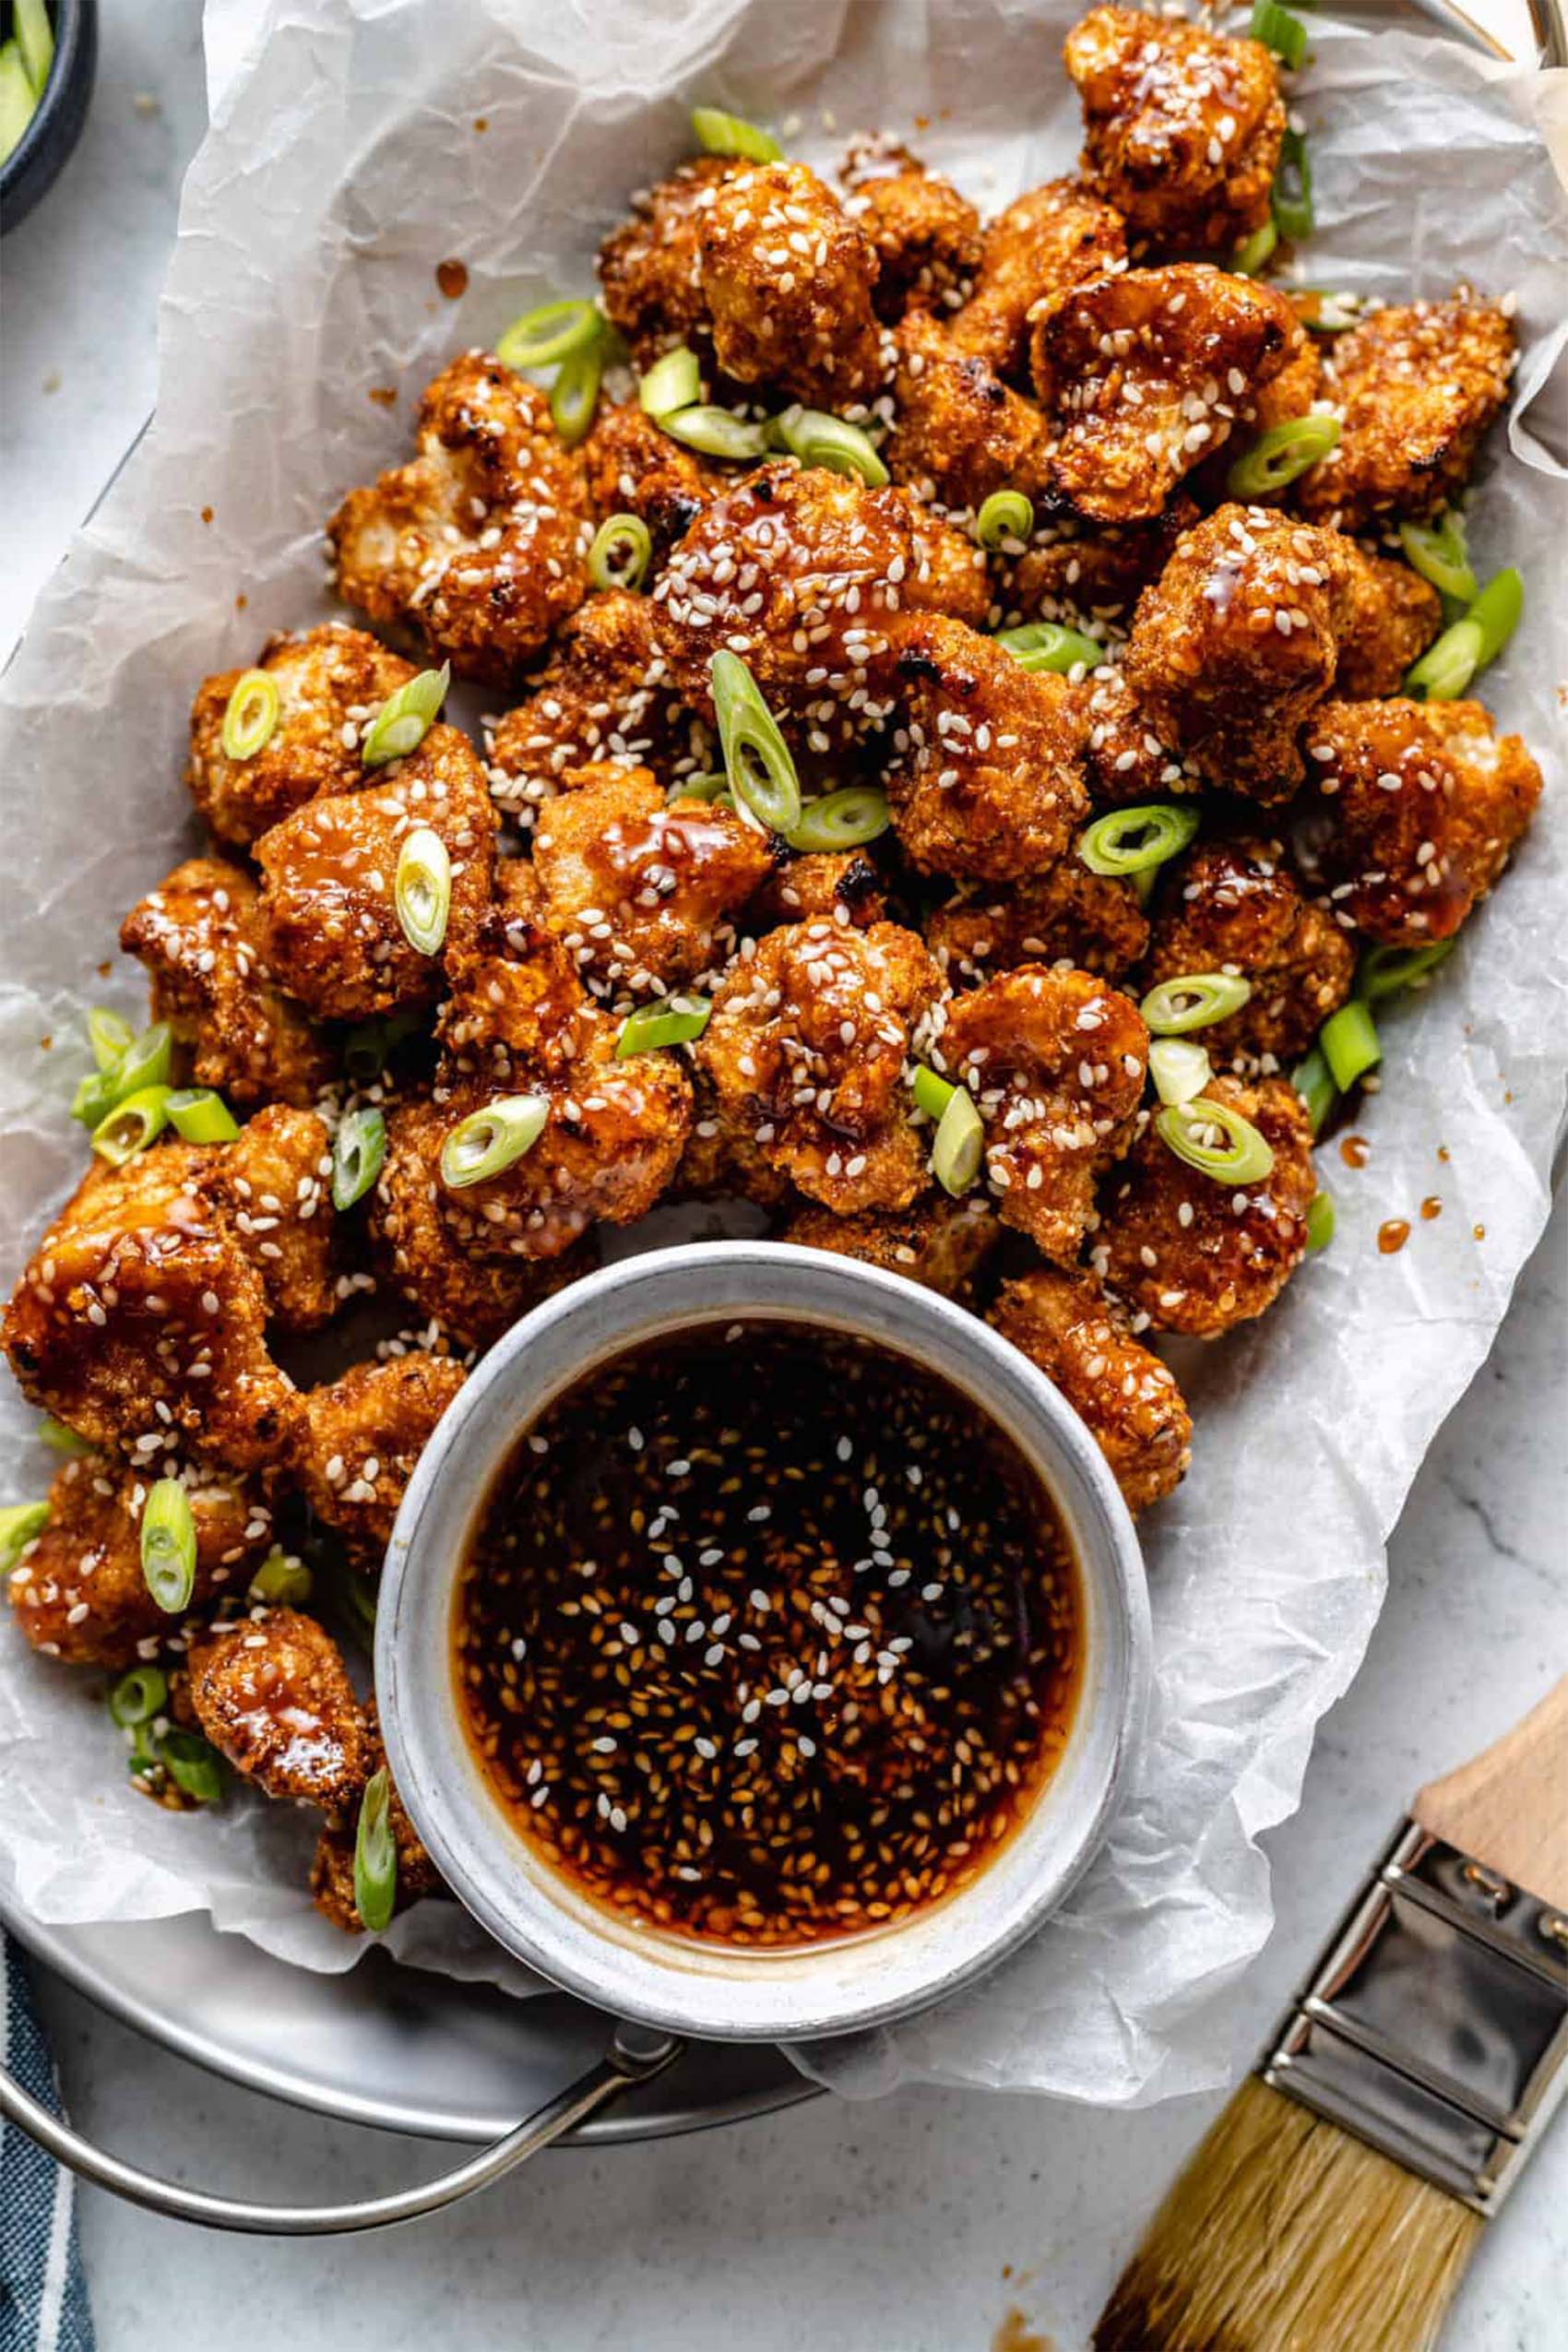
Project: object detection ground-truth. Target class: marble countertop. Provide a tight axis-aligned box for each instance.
[4,6,1563,2346]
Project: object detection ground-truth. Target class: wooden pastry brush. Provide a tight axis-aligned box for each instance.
[1095,1679,1568,2352]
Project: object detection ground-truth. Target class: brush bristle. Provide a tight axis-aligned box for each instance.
[1094,2075,1485,2352]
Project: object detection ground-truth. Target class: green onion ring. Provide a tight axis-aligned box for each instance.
[784,786,890,853]
[1139,972,1253,1036]
[16,0,53,97]
[1226,411,1340,498]
[616,999,712,1057]
[496,297,602,371]
[670,772,731,806]
[332,1107,387,1211]
[1291,1044,1336,1138]
[160,1730,224,1805]
[931,1087,984,1197]
[659,405,770,462]
[639,346,702,419]
[0,44,37,169]
[910,1065,956,1122]
[1250,0,1308,70]
[109,1665,169,1729]
[995,622,1105,676]
[772,405,888,488]
[1233,220,1279,278]
[588,512,654,594]
[1304,1191,1336,1253]
[165,1087,240,1144]
[1405,618,1483,702]
[690,105,782,163]
[1357,940,1455,1003]
[77,1019,175,1133]
[551,342,603,447]
[0,1502,49,1574]
[1397,511,1477,608]
[1080,802,1200,880]
[710,649,802,834]
[1157,1098,1276,1186]
[362,662,449,766]
[1148,1038,1212,1108]
[220,669,280,762]
[139,1479,197,1614]
[1468,566,1525,666]
[39,1418,91,1457]
[90,1084,172,1167]
[1296,289,1361,335]
[247,1549,315,1608]
[1271,127,1313,242]
[354,1767,398,1931]
[1319,999,1382,1092]
[975,489,1033,551]
[440,1095,550,1190]
[88,1007,136,1073]
[394,826,452,957]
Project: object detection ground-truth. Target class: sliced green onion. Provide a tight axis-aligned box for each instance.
[551,342,603,447]
[90,1021,173,1110]
[659,405,770,462]
[588,513,653,594]
[1140,971,1253,1036]
[248,1549,314,1608]
[1291,1044,1336,1137]
[785,787,890,853]
[165,1087,241,1144]
[1080,803,1200,880]
[394,826,452,956]
[996,622,1105,675]
[72,1068,120,1130]
[0,1502,49,1574]
[88,1007,136,1073]
[1251,0,1307,69]
[0,43,34,166]
[1320,999,1381,1091]
[90,1085,172,1167]
[362,662,449,766]
[639,346,702,419]
[125,1727,160,1780]
[616,999,712,1057]
[1157,1098,1276,1186]
[1271,128,1313,243]
[975,490,1033,551]
[342,1009,421,1085]
[1296,288,1361,335]
[1406,617,1482,702]
[109,1666,168,1729]
[39,1418,91,1457]
[1397,512,1477,608]
[16,0,52,93]
[160,1730,223,1805]
[1226,412,1340,497]
[220,669,280,762]
[910,1065,956,1122]
[1469,565,1526,666]
[932,1087,984,1197]
[1148,1038,1212,1108]
[691,105,782,164]
[439,1095,550,1189]
[332,1107,387,1210]
[671,772,731,806]
[354,1767,398,1931]
[1357,940,1455,1003]
[771,405,888,488]
[496,297,602,371]
[710,649,802,834]
[1304,1191,1336,1253]
[1233,220,1279,277]
[139,1479,196,1614]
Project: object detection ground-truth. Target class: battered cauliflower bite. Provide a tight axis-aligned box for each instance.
[187,626,418,850]
[311,1710,442,1930]
[744,848,889,932]
[120,858,334,1110]
[885,612,1090,883]
[531,765,774,993]
[935,966,1147,1261]
[950,177,1128,386]
[1335,547,1443,699]
[1305,697,1541,945]
[992,1266,1191,1513]
[1081,667,1202,806]
[1065,7,1285,255]
[184,1609,368,1814]
[328,351,588,683]
[3,1147,300,1473]
[783,1194,1001,1302]
[839,139,982,324]
[697,918,942,1215]
[296,1354,467,1562]
[674,1071,793,1211]
[7,1453,272,1669]
[1030,266,1301,524]
[255,723,498,1022]
[925,861,1149,986]
[1099,1075,1316,1338]
[578,400,719,560]
[208,1105,338,1335]
[1297,297,1516,533]
[598,153,743,363]
[696,160,884,408]
[1000,498,1198,635]
[885,312,1052,517]
[1145,835,1354,1064]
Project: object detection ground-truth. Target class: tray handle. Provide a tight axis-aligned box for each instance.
[0,2021,684,2235]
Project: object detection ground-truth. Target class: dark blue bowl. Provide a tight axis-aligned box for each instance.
[0,0,97,233]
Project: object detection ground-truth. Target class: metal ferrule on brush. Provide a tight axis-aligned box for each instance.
[1263,1822,1568,2215]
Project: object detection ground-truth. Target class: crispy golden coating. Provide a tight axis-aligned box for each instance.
[992,1266,1191,1513]
[7,1454,272,1669]
[783,1194,1001,1301]
[1249,333,1324,437]
[598,154,742,364]
[885,612,1090,882]
[184,1609,368,1813]
[1000,498,1198,632]
[1081,667,1202,805]
[209,1106,338,1334]
[1146,835,1354,1063]
[697,161,884,408]
[1297,298,1516,532]
[3,1147,300,1472]
[935,966,1147,1261]
[578,401,719,560]
[1065,8,1284,255]
[1124,504,1358,802]
[1099,1075,1315,1337]
[744,849,889,932]
[187,625,417,850]
[653,459,989,751]
[840,140,982,323]
[296,1354,467,1561]
[950,177,1128,384]
[436,891,599,1084]
[255,724,498,1022]
[674,1070,793,1210]
[310,1710,442,1930]
[885,312,1052,516]
[698,918,941,1214]
[1335,548,1443,700]
[925,862,1149,985]
[532,766,774,992]
[120,857,334,1111]
[1305,697,1541,945]
[328,351,588,683]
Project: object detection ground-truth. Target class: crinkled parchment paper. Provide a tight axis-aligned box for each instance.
[1,0,1564,2105]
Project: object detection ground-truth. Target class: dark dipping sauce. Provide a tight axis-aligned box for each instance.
[453,1320,1082,1949]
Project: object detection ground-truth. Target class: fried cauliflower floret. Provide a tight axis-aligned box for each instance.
[885,312,1052,517]
[925,862,1149,986]
[992,1266,1191,1513]
[1081,667,1201,805]
[697,160,884,407]
[1249,333,1324,437]
[7,1454,272,1669]
[1296,298,1516,533]
[1030,266,1301,524]
[839,140,982,323]
[296,1353,467,1562]
[208,1106,338,1335]
[578,401,719,560]
[1000,499,1198,633]
[1304,697,1541,945]
[885,613,1090,882]
[184,1610,368,1813]
[2,1148,300,1472]
[783,1194,1001,1301]
[328,351,588,683]
[119,858,334,1110]
[255,723,498,1022]
[531,766,774,992]
[598,154,743,363]
[1124,505,1359,802]
[950,178,1128,385]
[673,1071,793,1210]
[311,1711,441,1930]
[697,919,941,1215]
[744,849,889,932]
[654,460,989,748]
[436,893,600,1083]
[1334,548,1443,700]
[1099,1075,1315,1337]
[1145,836,1354,1063]
[186,625,418,849]
[1065,7,1285,255]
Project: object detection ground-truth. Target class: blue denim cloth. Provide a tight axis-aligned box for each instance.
[1,1936,96,2352]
